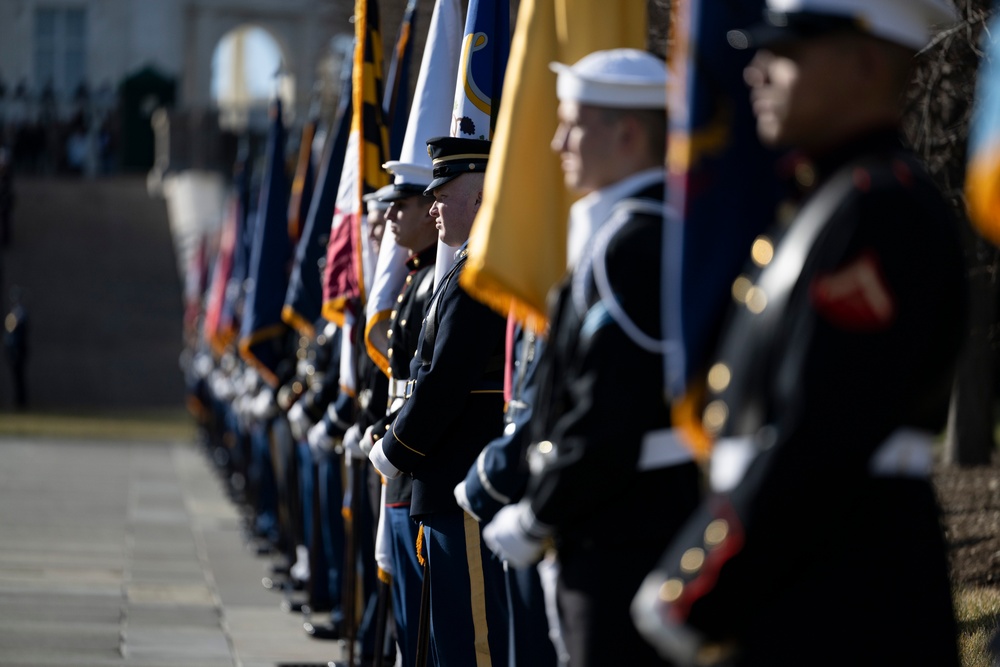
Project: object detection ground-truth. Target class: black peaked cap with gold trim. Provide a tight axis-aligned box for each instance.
[424,136,491,195]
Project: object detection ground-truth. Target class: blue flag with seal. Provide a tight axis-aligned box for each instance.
[449,0,509,140]
[240,98,293,387]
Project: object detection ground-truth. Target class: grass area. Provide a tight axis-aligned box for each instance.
[958,586,1000,666]
[0,408,198,442]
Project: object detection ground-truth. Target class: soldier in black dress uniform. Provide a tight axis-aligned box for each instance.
[632,2,966,665]
[368,137,510,666]
[481,49,701,667]
[363,159,438,667]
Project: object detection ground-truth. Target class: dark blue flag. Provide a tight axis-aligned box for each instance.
[239,98,293,387]
[383,0,419,160]
[663,0,783,455]
[283,71,354,338]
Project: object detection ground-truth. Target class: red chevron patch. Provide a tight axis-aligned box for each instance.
[810,252,896,331]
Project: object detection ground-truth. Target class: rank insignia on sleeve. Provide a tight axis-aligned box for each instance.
[810,251,896,331]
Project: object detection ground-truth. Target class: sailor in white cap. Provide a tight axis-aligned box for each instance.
[362,183,395,256]
[632,2,966,665]
[480,48,700,667]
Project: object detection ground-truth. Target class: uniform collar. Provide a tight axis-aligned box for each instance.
[567,167,665,270]
[406,243,437,272]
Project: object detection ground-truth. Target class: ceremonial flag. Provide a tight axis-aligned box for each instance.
[661,0,782,458]
[450,0,509,141]
[204,194,240,354]
[283,69,354,338]
[321,0,392,326]
[460,0,646,327]
[383,0,419,160]
[205,158,252,355]
[364,0,462,374]
[239,100,293,387]
[287,118,318,244]
[967,11,1000,246]
[434,0,511,292]
[662,0,780,400]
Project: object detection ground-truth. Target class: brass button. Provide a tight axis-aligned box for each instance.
[704,519,729,547]
[731,275,752,304]
[537,440,554,454]
[707,363,731,394]
[703,400,728,435]
[750,236,774,268]
[794,161,815,188]
[659,579,684,603]
[387,349,393,358]
[745,286,767,314]
[400,319,407,327]
[406,275,414,285]
[680,548,705,574]
[397,294,404,303]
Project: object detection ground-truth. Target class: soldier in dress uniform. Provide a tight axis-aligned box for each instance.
[632,2,966,665]
[368,136,510,666]
[360,159,438,667]
[455,318,561,667]
[481,49,701,667]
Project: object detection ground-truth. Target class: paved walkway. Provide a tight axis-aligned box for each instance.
[0,436,346,667]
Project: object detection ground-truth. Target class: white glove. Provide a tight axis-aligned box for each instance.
[287,401,313,442]
[453,481,481,522]
[482,502,545,568]
[360,424,377,457]
[369,438,401,479]
[210,370,235,401]
[251,386,278,420]
[343,424,364,458]
[307,421,335,460]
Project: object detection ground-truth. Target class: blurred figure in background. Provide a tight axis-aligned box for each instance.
[4,286,28,409]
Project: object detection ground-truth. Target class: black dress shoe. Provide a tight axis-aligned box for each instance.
[303,620,342,640]
[281,597,309,613]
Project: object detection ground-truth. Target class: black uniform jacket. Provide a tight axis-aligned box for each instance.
[372,244,437,507]
[522,181,700,554]
[652,130,966,666]
[380,246,506,517]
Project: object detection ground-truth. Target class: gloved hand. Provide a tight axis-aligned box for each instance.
[342,424,364,458]
[482,502,545,568]
[368,438,401,479]
[453,481,481,522]
[210,369,235,401]
[251,386,279,420]
[287,401,313,442]
[307,420,335,460]
[359,424,377,457]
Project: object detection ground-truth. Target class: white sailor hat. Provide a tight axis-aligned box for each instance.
[380,160,433,202]
[727,0,958,52]
[364,184,395,213]
[549,48,667,110]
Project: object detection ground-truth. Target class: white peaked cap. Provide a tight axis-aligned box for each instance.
[763,0,958,50]
[382,160,433,189]
[549,48,667,110]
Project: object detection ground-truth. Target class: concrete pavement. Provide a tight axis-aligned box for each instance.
[0,436,347,667]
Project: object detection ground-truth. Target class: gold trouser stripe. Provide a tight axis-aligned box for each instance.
[463,513,493,667]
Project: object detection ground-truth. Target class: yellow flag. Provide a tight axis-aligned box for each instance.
[461,0,647,329]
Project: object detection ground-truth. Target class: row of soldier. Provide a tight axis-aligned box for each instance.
[185,0,969,665]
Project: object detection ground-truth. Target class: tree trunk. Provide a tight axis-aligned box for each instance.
[945,258,997,466]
